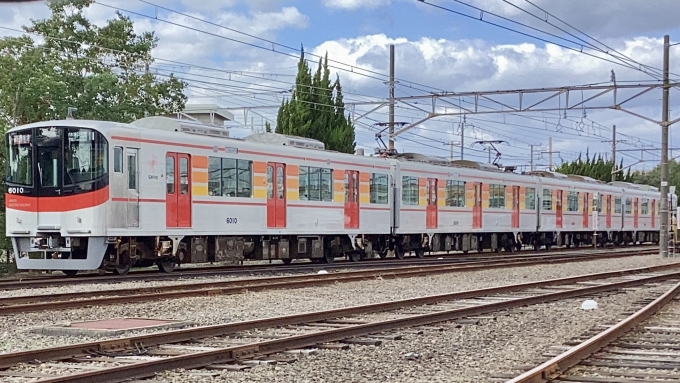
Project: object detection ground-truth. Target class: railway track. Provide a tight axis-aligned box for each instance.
[0,248,663,315]
[0,264,678,382]
[0,246,658,291]
[503,276,680,383]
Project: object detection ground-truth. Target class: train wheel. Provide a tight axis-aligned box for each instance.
[114,264,130,276]
[281,258,293,265]
[114,251,131,275]
[158,257,177,273]
[414,248,425,258]
[348,251,361,262]
[62,270,78,277]
[323,252,334,264]
[378,250,388,259]
[394,247,405,260]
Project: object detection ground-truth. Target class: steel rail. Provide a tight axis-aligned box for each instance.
[0,246,657,290]
[0,249,662,315]
[0,264,677,372]
[505,281,680,383]
[26,270,680,383]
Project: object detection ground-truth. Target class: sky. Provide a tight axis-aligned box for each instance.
[3,0,680,171]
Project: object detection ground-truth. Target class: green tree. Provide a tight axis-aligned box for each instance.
[265,121,272,133]
[629,160,680,197]
[0,0,187,261]
[554,148,627,182]
[276,48,355,153]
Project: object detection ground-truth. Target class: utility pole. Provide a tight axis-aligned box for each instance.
[602,125,626,182]
[388,44,395,152]
[459,120,465,160]
[661,34,671,258]
[548,137,553,170]
[529,144,540,171]
[540,138,560,171]
[611,125,617,182]
[443,141,461,161]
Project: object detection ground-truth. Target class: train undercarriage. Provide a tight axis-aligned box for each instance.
[94,228,661,276]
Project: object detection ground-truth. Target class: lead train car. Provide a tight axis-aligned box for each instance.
[4,117,669,275]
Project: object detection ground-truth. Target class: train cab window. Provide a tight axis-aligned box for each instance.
[542,189,552,210]
[7,132,33,186]
[113,147,123,173]
[615,197,622,213]
[641,198,649,215]
[567,191,579,212]
[625,197,632,214]
[525,187,536,210]
[489,184,505,208]
[445,180,465,207]
[402,176,419,205]
[370,173,389,204]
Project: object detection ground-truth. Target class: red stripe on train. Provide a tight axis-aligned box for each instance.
[6,186,109,213]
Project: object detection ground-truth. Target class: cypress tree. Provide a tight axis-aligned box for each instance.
[274,47,356,153]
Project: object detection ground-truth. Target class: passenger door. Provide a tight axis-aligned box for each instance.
[472,182,482,229]
[633,198,639,228]
[267,162,286,228]
[166,152,192,228]
[344,170,359,229]
[511,186,520,228]
[126,148,139,227]
[426,178,438,229]
[652,199,656,228]
[555,190,563,229]
[606,195,612,229]
[582,192,589,228]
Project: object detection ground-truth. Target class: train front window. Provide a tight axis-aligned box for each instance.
[64,128,108,188]
[7,132,33,186]
[7,126,109,196]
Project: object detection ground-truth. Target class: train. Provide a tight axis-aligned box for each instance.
[5,117,676,275]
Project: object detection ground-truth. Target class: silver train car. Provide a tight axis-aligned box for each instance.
[5,117,673,275]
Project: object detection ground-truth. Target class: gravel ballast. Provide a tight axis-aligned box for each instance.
[157,283,674,383]
[0,254,677,364]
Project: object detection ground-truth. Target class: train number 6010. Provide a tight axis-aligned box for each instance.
[225,217,238,224]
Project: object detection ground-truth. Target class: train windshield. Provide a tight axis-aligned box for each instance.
[7,132,33,186]
[6,127,109,196]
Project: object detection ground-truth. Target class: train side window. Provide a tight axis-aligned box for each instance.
[370,173,389,204]
[625,197,632,214]
[445,180,465,207]
[489,184,505,208]
[525,187,536,210]
[641,198,649,215]
[299,166,309,200]
[567,191,579,212]
[542,189,552,210]
[401,176,419,205]
[166,156,175,194]
[113,147,123,173]
[207,157,252,197]
[615,197,622,213]
[308,167,321,201]
[321,168,332,202]
[237,160,252,197]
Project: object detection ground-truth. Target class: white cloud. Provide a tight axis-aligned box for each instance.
[323,0,390,10]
